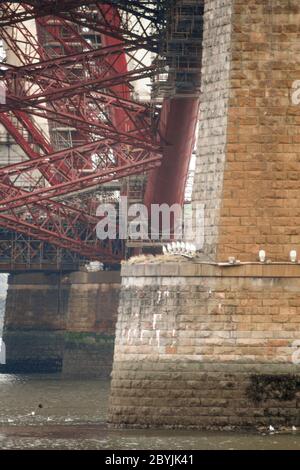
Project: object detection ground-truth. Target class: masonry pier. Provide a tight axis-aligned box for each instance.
[2,271,120,376]
[108,0,300,429]
[108,261,300,429]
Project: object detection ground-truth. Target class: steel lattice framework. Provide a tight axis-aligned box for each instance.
[0,0,203,268]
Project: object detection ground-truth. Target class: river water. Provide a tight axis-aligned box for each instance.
[0,374,300,450]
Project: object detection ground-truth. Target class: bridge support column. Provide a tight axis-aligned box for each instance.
[2,271,120,376]
[62,271,120,378]
[108,262,300,429]
[108,0,300,429]
[3,272,68,373]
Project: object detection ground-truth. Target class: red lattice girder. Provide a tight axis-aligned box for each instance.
[35,14,153,141]
[0,1,96,27]
[1,38,153,137]
[0,2,162,51]
[0,156,160,261]
[0,149,161,209]
[0,214,123,262]
[0,7,159,172]
[0,178,123,263]
[2,67,155,113]
[0,1,164,262]
[0,112,69,185]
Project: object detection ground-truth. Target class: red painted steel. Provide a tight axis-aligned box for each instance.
[0,2,162,263]
[0,1,200,264]
[144,97,200,208]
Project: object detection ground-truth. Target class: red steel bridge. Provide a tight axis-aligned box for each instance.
[0,0,203,271]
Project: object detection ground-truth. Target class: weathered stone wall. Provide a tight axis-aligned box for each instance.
[62,271,120,378]
[192,0,233,258]
[0,274,7,335]
[2,271,120,375]
[108,260,300,429]
[3,273,68,372]
[193,0,300,261]
[109,0,300,430]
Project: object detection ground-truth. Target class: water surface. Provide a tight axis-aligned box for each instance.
[0,374,300,450]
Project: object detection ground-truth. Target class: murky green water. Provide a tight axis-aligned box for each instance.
[0,374,300,450]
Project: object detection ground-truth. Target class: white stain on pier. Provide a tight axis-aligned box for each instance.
[152,313,162,330]
[127,329,132,343]
[156,330,160,348]
[140,329,145,342]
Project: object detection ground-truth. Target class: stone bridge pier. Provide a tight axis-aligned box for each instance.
[2,271,120,377]
[108,0,300,429]
[109,261,300,429]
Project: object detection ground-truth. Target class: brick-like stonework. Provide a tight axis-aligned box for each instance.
[62,271,120,378]
[109,0,300,430]
[193,0,300,261]
[2,271,120,375]
[193,0,233,258]
[108,260,300,429]
[3,273,68,372]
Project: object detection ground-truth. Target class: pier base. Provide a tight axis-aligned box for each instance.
[2,271,120,376]
[108,261,300,429]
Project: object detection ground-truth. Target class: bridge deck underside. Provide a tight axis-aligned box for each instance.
[0,1,203,267]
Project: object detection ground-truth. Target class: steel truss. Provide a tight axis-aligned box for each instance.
[0,1,168,264]
[0,1,167,51]
[0,1,203,266]
[0,229,86,272]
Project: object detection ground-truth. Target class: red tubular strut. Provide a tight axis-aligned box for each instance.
[144,97,200,208]
[0,1,201,264]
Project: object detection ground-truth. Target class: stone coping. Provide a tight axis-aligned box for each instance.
[8,271,121,285]
[68,271,121,284]
[121,261,300,278]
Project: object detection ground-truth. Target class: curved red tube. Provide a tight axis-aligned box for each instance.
[144,96,200,208]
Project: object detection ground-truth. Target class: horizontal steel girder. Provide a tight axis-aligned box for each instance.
[0,1,166,50]
[0,1,168,262]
